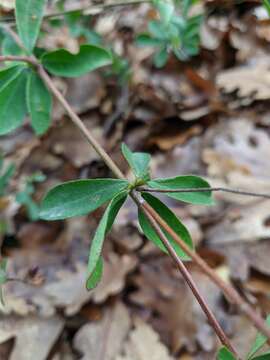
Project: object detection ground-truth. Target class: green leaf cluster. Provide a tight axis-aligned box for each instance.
[136,0,203,67]
[0,1,112,136]
[40,143,213,289]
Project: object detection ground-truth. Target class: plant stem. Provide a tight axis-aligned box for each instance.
[0,0,150,24]
[139,187,270,200]
[0,32,269,346]
[46,0,150,19]
[141,199,270,344]
[37,65,125,180]
[132,191,239,357]
[0,55,38,65]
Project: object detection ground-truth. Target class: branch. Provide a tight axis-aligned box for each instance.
[46,0,150,19]
[139,187,270,200]
[141,199,270,344]
[2,26,270,349]
[0,0,150,24]
[0,55,38,66]
[132,191,239,357]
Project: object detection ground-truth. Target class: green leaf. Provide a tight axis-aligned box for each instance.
[153,0,174,24]
[26,71,52,135]
[87,257,103,290]
[0,258,7,306]
[252,351,270,360]
[86,191,128,289]
[154,48,168,68]
[121,143,151,182]
[41,44,112,77]
[136,33,163,47]
[2,33,24,56]
[148,20,167,40]
[148,175,214,205]
[0,69,28,135]
[138,193,193,260]
[263,0,270,17]
[217,347,236,360]
[40,179,129,220]
[15,0,47,52]
[0,65,25,92]
[248,315,270,359]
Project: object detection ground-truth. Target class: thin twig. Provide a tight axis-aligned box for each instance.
[2,26,270,347]
[141,199,270,344]
[37,65,125,180]
[0,0,150,24]
[132,191,239,357]
[0,55,38,65]
[139,187,270,200]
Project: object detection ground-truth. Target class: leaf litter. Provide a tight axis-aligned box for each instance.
[1,0,270,359]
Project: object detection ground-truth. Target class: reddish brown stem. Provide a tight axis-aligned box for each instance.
[140,198,270,344]
[131,193,239,357]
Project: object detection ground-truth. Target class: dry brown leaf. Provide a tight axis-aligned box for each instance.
[1,242,137,316]
[116,318,172,360]
[217,59,270,100]
[74,302,131,360]
[206,200,270,246]
[0,316,64,360]
[203,119,270,196]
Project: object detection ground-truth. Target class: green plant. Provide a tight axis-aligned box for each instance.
[40,143,210,288]
[136,0,203,67]
[1,1,270,358]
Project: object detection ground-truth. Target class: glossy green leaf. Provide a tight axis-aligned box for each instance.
[0,65,25,92]
[148,20,167,40]
[217,347,236,360]
[15,0,47,52]
[148,175,213,205]
[86,191,128,289]
[26,71,52,135]
[40,179,129,220]
[41,44,112,77]
[138,193,193,260]
[0,258,7,305]
[154,48,168,68]
[136,34,163,47]
[153,0,174,24]
[0,69,28,135]
[121,143,151,181]
[252,351,270,360]
[87,256,103,290]
[248,315,270,359]
[2,33,24,56]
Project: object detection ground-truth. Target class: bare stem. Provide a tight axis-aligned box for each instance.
[141,199,270,344]
[0,0,150,24]
[46,0,150,19]
[1,28,270,348]
[139,187,270,200]
[132,191,239,357]
[0,55,38,65]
